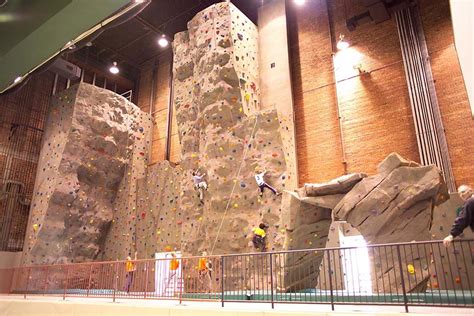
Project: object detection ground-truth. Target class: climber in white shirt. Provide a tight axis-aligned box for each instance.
[192,170,208,202]
[254,167,281,197]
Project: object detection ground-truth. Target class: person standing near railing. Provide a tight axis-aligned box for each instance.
[125,251,138,293]
[198,251,213,294]
[444,185,474,247]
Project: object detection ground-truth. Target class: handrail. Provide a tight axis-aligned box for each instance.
[3,239,473,313]
[15,239,474,269]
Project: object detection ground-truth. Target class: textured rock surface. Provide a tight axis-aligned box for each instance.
[304,173,366,197]
[101,2,288,261]
[277,174,363,292]
[22,83,152,264]
[334,153,448,292]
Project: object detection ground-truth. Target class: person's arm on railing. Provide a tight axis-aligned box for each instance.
[444,199,474,247]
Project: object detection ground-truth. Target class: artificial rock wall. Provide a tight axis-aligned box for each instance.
[101,2,289,260]
[22,83,152,265]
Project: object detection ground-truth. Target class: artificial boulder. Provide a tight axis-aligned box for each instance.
[334,152,449,292]
[278,173,365,292]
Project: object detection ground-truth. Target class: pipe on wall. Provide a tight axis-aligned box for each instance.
[395,5,456,192]
[164,50,174,161]
[326,0,348,174]
[148,59,157,163]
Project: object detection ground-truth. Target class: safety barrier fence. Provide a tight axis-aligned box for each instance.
[1,239,473,312]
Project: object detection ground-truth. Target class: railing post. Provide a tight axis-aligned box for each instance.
[43,266,49,296]
[113,262,119,303]
[178,259,183,304]
[144,261,149,300]
[24,267,31,299]
[63,266,70,301]
[269,253,274,309]
[86,264,93,297]
[327,250,335,311]
[396,245,409,313]
[220,256,225,307]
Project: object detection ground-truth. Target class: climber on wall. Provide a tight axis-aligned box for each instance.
[192,170,208,203]
[125,251,138,293]
[444,185,474,247]
[254,167,281,197]
[198,251,213,293]
[252,223,268,252]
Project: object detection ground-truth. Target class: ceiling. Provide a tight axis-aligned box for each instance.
[0,0,132,93]
[0,0,72,56]
[71,0,260,79]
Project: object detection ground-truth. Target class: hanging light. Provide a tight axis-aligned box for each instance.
[109,62,119,74]
[294,0,306,5]
[158,34,169,48]
[337,34,350,50]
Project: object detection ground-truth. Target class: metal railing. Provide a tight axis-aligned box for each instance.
[1,240,473,312]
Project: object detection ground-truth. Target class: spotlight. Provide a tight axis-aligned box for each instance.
[14,76,22,84]
[135,0,145,3]
[337,34,350,50]
[294,0,305,5]
[158,35,169,48]
[109,62,119,74]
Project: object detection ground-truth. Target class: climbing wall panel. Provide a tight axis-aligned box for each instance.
[22,83,152,264]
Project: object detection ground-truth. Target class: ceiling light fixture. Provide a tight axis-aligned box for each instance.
[109,62,119,74]
[14,76,22,84]
[337,34,350,50]
[158,35,169,48]
[294,0,306,5]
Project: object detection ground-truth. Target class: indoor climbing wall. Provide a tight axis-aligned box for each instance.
[22,83,152,265]
[102,160,184,260]
[229,2,260,115]
[99,2,288,260]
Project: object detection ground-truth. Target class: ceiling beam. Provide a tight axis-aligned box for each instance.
[117,29,153,52]
[136,16,162,35]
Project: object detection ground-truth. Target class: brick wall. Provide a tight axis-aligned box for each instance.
[289,0,471,187]
[0,71,54,251]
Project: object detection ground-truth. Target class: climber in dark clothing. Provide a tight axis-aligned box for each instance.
[444,185,474,247]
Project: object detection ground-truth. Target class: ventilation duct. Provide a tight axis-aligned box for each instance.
[346,0,410,31]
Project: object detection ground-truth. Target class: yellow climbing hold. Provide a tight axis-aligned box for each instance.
[407,264,415,274]
[32,224,39,232]
[233,203,238,208]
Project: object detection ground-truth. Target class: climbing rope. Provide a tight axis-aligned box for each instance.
[210,113,259,255]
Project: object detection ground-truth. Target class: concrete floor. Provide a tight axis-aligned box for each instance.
[0,295,473,316]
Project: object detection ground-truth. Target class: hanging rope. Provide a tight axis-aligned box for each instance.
[210,113,259,255]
